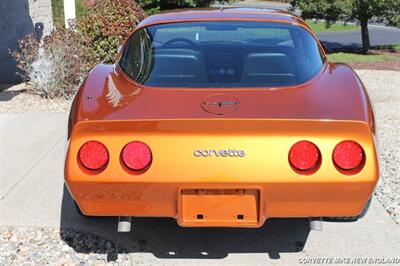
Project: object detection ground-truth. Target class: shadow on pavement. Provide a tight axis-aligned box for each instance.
[0,87,26,101]
[0,84,13,92]
[60,186,310,261]
[319,41,364,52]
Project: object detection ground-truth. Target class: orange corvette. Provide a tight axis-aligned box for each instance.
[65,8,379,231]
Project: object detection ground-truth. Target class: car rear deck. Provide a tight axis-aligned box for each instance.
[65,119,378,227]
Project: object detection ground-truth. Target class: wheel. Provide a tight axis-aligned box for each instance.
[325,197,372,222]
[74,201,87,217]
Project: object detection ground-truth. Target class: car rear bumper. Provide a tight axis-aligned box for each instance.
[66,179,377,228]
[65,119,379,227]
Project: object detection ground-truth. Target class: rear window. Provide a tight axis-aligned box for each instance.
[119,21,324,88]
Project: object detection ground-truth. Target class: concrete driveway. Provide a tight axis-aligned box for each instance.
[1,113,399,265]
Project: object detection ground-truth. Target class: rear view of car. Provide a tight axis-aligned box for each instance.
[65,9,378,231]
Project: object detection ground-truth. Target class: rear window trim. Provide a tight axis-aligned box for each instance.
[117,20,327,90]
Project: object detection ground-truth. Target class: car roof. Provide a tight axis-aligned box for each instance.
[138,7,309,29]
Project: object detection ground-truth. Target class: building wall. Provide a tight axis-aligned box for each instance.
[29,0,54,37]
[0,0,53,84]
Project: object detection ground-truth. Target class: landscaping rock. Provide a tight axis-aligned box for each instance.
[0,227,131,265]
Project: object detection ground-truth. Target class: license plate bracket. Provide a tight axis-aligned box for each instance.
[178,189,260,227]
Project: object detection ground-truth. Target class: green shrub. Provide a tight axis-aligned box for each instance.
[11,34,40,77]
[12,0,145,99]
[78,0,146,64]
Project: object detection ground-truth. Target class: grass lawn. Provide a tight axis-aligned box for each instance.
[52,0,87,27]
[328,52,399,63]
[306,20,358,33]
[328,44,400,63]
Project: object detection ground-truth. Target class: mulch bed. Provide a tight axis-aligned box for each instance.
[341,49,400,71]
[349,60,400,71]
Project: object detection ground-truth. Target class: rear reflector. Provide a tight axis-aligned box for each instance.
[333,141,364,170]
[121,141,152,171]
[78,141,109,171]
[289,141,320,171]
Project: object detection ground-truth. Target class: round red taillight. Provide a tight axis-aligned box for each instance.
[121,141,152,171]
[333,141,364,170]
[289,141,320,171]
[78,141,109,171]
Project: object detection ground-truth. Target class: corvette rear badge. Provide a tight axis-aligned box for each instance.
[201,94,240,115]
[193,149,246,157]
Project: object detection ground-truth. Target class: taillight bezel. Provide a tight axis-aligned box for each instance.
[333,140,365,175]
[120,141,152,172]
[288,140,321,174]
[78,140,109,172]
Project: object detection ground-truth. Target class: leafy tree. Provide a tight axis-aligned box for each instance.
[136,0,159,14]
[290,0,400,52]
[138,0,232,14]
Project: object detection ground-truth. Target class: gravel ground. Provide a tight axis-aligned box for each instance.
[0,70,398,265]
[0,227,131,265]
[0,84,72,113]
[356,70,400,224]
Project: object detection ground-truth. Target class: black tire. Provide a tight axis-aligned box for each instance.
[325,197,372,222]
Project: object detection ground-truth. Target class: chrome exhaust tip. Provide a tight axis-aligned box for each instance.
[309,217,323,231]
[117,216,132,232]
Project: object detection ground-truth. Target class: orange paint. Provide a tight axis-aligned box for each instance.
[65,8,378,227]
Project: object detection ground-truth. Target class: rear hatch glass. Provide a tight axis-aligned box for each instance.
[119,21,324,88]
